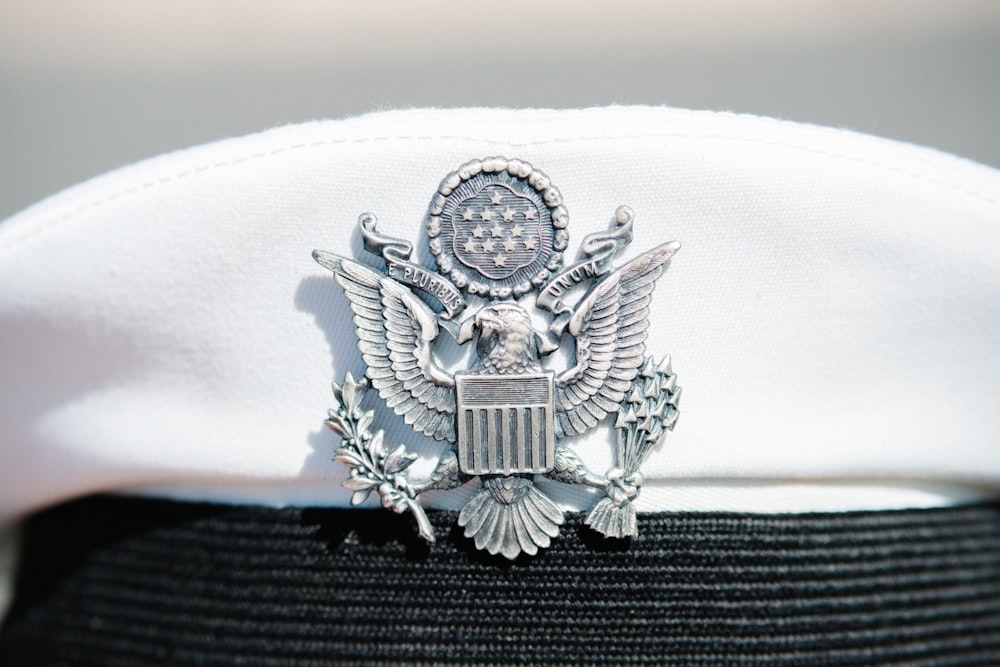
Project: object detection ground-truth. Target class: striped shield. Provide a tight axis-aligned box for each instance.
[455,371,555,475]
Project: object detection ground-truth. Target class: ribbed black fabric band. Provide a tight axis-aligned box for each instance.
[2,497,999,666]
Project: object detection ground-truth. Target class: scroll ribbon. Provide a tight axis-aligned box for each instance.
[536,206,635,316]
[359,213,467,319]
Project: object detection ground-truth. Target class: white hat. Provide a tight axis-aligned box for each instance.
[1,107,999,663]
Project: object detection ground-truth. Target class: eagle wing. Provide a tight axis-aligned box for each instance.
[314,251,457,442]
[554,242,679,439]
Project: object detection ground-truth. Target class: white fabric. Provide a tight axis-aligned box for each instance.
[1,106,999,521]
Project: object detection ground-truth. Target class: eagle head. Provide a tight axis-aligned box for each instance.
[471,303,540,375]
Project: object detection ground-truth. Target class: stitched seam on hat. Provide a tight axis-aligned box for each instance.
[1,130,997,257]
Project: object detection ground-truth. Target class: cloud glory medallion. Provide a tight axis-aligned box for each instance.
[314,157,681,559]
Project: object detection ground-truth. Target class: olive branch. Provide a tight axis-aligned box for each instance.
[324,373,435,542]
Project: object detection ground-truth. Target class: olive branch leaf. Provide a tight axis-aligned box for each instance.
[325,372,435,542]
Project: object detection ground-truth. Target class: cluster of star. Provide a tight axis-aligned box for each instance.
[457,190,540,267]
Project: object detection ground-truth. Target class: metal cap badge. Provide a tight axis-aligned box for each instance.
[314,157,681,559]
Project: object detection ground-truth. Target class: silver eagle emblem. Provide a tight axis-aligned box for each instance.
[314,157,681,559]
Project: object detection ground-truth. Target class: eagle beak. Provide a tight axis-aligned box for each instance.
[456,316,477,345]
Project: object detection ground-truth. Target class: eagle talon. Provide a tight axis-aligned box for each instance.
[605,468,643,506]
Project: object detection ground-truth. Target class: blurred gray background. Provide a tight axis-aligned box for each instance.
[1,0,999,220]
